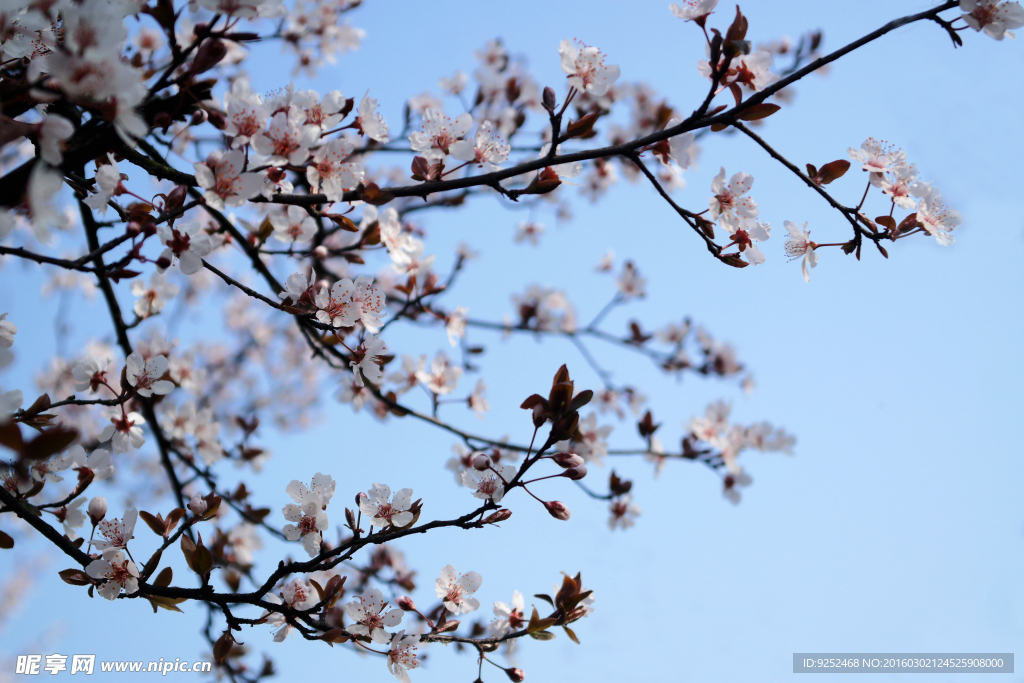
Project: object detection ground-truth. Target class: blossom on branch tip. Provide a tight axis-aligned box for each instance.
[915,190,962,246]
[86,550,139,600]
[559,39,620,96]
[83,155,121,215]
[709,167,758,222]
[344,587,405,643]
[461,463,515,503]
[350,335,386,387]
[410,109,472,160]
[387,631,420,683]
[157,220,213,276]
[416,352,462,395]
[358,92,390,143]
[721,215,771,265]
[783,221,818,282]
[848,138,907,176]
[126,352,174,397]
[435,564,482,614]
[960,0,1024,39]
[670,0,719,22]
[194,149,264,210]
[358,483,414,528]
[450,120,510,170]
[609,494,641,530]
[90,507,137,556]
[99,409,145,453]
[282,473,334,557]
[490,590,526,637]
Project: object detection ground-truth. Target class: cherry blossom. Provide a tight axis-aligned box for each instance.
[670,0,719,22]
[723,469,752,504]
[449,120,510,170]
[469,379,489,418]
[559,39,621,96]
[90,508,137,556]
[915,190,962,246]
[608,495,642,530]
[721,215,771,265]
[83,155,121,214]
[490,591,526,637]
[262,579,316,641]
[960,0,1024,39]
[783,220,818,282]
[223,82,269,149]
[410,109,472,160]
[58,497,87,539]
[125,352,174,397]
[73,445,115,480]
[358,483,414,528]
[282,473,334,557]
[344,587,405,643]
[38,115,74,166]
[351,335,386,387]
[199,0,284,20]
[99,409,146,453]
[131,272,178,318]
[435,564,482,614]
[253,111,319,166]
[416,352,462,395]
[848,138,907,175]
[699,48,778,95]
[157,220,213,276]
[86,550,140,600]
[357,92,390,143]
[461,463,515,502]
[387,631,420,683]
[294,89,347,130]
[194,149,264,210]
[306,138,364,201]
[514,221,545,245]
[227,523,262,565]
[879,164,930,209]
[690,400,731,443]
[709,167,758,222]
[270,205,316,244]
[387,355,426,395]
[446,306,468,346]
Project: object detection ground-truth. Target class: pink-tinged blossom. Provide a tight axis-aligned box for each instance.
[294,89,347,130]
[345,588,405,644]
[783,220,818,282]
[74,446,115,480]
[99,409,146,453]
[253,111,319,166]
[90,508,137,556]
[538,143,583,179]
[915,190,962,246]
[490,591,526,637]
[351,335,386,387]
[690,400,731,443]
[559,39,621,96]
[461,463,514,503]
[616,260,646,299]
[86,550,139,600]
[439,70,468,95]
[960,0,1024,39]
[575,413,614,465]
[435,564,482,614]
[387,355,426,395]
[72,354,109,393]
[358,483,414,528]
[282,473,334,557]
[879,164,930,209]
[699,49,778,95]
[358,92,390,143]
[199,0,284,19]
[468,379,489,418]
[131,272,178,318]
[721,215,771,265]
[848,138,907,175]
[223,84,268,148]
[514,221,544,245]
[306,138,364,201]
[0,313,16,350]
[157,220,213,276]
[58,497,88,539]
[723,469,752,504]
[449,120,510,170]
[609,494,642,530]
[416,352,462,395]
[262,580,316,641]
[270,205,316,243]
[194,150,263,210]
[709,167,758,221]
[670,0,719,22]
[387,631,420,683]
[446,306,467,347]
[125,352,174,397]
[83,155,121,214]
[38,115,74,166]
[26,163,66,245]
[409,109,472,160]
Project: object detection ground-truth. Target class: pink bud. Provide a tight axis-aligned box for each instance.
[396,596,417,611]
[506,667,526,682]
[552,452,584,468]
[563,464,587,480]
[313,245,328,260]
[544,500,570,521]
[88,496,107,525]
[190,109,209,126]
[471,453,491,471]
[155,256,172,270]
[188,493,208,516]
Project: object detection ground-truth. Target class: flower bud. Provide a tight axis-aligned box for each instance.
[543,500,570,521]
[563,464,587,480]
[190,109,209,126]
[355,491,368,506]
[481,508,512,525]
[505,667,526,682]
[396,595,417,611]
[471,453,491,471]
[188,493,208,516]
[126,221,142,237]
[436,619,460,633]
[313,245,328,260]
[551,452,584,469]
[208,110,226,130]
[542,86,556,112]
[155,256,172,270]
[88,496,107,525]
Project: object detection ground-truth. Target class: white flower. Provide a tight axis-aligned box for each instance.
[670,0,718,22]
[157,220,212,276]
[358,92,390,143]
[125,353,174,397]
[252,111,318,166]
[514,221,544,245]
[90,508,138,556]
[228,523,262,565]
[98,410,146,453]
[848,138,907,175]
[0,384,19,419]
[608,494,641,530]
[0,313,14,349]
[270,205,316,243]
[698,49,778,94]
[86,550,139,600]
[446,306,468,347]
[879,164,930,209]
[435,564,482,614]
[915,190,962,246]
[416,352,462,395]
[60,497,88,539]
[351,335,386,387]
[39,115,75,166]
[538,143,583,179]
[344,588,405,643]
[131,272,178,318]
[386,631,420,683]
[559,39,620,96]
[461,464,515,503]
[449,120,510,170]
[306,138,364,201]
[575,413,613,465]
[961,0,1024,39]
[709,167,758,222]
[723,469,752,504]
[409,109,472,160]
[721,215,771,265]
[386,355,425,395]
[490,591,526,637]
[783,221,818,282]
[76,446,115,480]
[690,400,731,443]
[358,483,414,528]
[194,149,264,210]
[83,154,121,214]
[469,379,489,418]
[282,473,334,557]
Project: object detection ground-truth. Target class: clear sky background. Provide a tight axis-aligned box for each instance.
[1,1,1022,682]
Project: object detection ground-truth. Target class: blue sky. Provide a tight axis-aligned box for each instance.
[1,1,1022,682]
